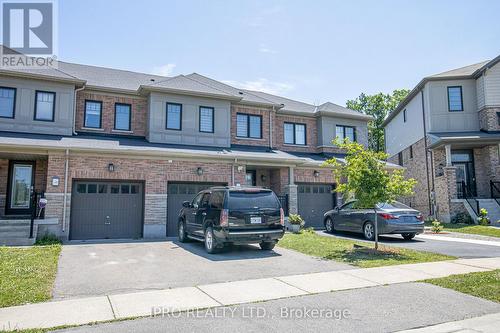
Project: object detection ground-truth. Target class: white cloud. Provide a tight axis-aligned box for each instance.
[151,63,176,76]
[259,45,277,54]
[223,78,294,95]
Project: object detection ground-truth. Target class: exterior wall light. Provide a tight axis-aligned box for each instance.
[196,167,203,176]
[313,170,320,178]
[108,163,115,172]
[261,174,267,182]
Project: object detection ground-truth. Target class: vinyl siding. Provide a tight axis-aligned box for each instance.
[427,79,478,132]
[0,76,75,135]
[476,75,485,110]
[385,91,425,156]
[484,62,500,106]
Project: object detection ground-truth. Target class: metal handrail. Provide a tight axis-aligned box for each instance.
[491,181,500,207]
[462,181,479,216]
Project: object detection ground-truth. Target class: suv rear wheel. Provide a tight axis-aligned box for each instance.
[260,241,276,250]
[204,226,220,254]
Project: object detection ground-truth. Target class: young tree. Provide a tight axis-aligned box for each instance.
[325,139,416,249]
[346,89,410,152]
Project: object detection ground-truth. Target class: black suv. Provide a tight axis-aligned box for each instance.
[177,186,285,253]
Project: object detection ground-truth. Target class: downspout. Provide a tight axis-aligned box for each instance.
[73,85,86,135]
[62,149,69,233]
[269,106,274,149]
[421,90,433,216]
[231,158,236,186]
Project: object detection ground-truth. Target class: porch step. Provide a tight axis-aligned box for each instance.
[0,237,36,246]
[478,199,500,224]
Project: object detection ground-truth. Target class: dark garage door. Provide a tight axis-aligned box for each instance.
[70,181,144,240]
[167,182,226,237]
[297,183,336,229]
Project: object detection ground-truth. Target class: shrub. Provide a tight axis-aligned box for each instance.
[35,234,62,246]
[477,208,490,226]
[431,220,443,234]
[288,214,305,226]
[451,212,474,225]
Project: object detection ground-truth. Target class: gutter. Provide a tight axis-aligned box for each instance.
[62,149,70,233]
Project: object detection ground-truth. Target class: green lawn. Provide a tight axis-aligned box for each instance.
[425,222,500,238]
[278,230,454,268]
[0,244,61,308]
[424,270,500,303]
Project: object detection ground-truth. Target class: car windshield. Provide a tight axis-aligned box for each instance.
[227,190,280,210]
[376,201,411,210]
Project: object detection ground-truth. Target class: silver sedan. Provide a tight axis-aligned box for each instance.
[323,201,425,241]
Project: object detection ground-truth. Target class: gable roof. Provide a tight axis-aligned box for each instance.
[0,45,369,120]
[382,57,499,127]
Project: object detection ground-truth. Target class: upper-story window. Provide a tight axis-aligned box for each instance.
[199,106,214,133]
[403,109,407,122]
[34,91,56,121]
[0,87,16,118]
[336,125,356,142]
[398,151,403,166]
[166,103,182,130]
[114,103,131,131]
[447,86,463,112]
[284,122,306,145]
[84,100,102,128]
[236,113,262,139]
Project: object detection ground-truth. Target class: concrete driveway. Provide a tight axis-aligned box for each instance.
[316,230,500,258]
[53,240,352,300]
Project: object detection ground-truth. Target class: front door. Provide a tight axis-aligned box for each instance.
[245,170,256,186]
[452,150,476,197]
[6,161,35,215]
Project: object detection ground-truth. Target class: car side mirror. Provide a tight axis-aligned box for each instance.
[182,201,191,208]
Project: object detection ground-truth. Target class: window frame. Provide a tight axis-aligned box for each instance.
[114,102,132,131]
[34,90,56,122]
[447,86,464,112]
[84,99,103,129]
[409,145,413,159]
[165,102,183,131]
[497,112,500,126]
[335,125,357,142]
[284,122,307,145]
[398,151,404,166]
[0,86,17,119]
[403,109,407,122]
[199,106,215,133]
[236,113,262,139]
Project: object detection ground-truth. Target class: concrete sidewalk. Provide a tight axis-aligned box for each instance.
[397,312,500,333]
[1,257,499,331]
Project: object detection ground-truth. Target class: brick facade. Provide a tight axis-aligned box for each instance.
[273,114,318,153]
[231,104,272,147]
[76,90,148,137]
[479,107,500,132]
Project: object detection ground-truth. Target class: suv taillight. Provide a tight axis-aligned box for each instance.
[280,208,285,226]
[220,209,229,227]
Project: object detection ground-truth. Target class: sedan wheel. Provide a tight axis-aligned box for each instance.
[363,222,375,240]
[325,217,334,234]
[402,233,416,241]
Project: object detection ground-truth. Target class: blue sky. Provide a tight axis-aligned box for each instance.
[58,0,500,106]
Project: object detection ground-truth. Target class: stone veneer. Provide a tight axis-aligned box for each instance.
[479,107,500,131]
[75,90,148,137]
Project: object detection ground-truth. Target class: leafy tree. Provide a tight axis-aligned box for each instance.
[324,139,416,249]
[346,89,410,152]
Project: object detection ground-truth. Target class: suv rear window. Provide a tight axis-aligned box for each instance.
[227,190,280,210]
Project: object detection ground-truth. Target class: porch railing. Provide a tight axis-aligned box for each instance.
[461,181,479,216]
[491,181,500,207]
[29,191,45,238]
[277,194,289,216]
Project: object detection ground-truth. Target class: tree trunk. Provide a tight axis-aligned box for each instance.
[374,207,379,250]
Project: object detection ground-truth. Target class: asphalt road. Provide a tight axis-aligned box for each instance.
[316,230,500,258]
[52,283,500,333]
